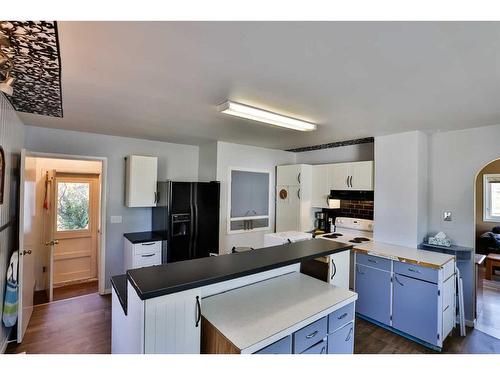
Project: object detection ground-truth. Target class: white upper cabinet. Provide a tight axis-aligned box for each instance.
[276,164,303,186]
[125,155,158,207]
[312,165,330,208]
[328,161,374,191]
[350,161,374,190]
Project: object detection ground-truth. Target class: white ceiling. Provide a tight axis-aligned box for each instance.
[17,21,500,149]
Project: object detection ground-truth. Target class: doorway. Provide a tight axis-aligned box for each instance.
[17,151,107,343]
[474,158,500,339]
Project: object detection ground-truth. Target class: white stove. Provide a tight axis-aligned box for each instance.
[320,217,374,245]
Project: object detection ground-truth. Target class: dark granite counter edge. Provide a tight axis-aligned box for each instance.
[111,275,128,315]
[124,231,168,244]
[127,244,352,301]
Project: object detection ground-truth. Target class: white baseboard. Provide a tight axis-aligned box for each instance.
[102,288,111,295]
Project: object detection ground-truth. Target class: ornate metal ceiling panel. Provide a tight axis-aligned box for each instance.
[0,21,63,117]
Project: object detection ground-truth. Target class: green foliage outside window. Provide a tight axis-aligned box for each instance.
[57,182,90,231]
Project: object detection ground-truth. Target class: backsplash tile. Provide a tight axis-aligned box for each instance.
[337,199,374,220]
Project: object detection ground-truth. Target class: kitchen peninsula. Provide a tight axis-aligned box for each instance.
[111,239,354,354]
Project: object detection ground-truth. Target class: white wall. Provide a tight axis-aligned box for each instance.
[198,142,217,182]
[24,126,199,289]
[428,124,500,246]
[215,141,295,253]
[373,131,428,247]
[295,142,374,165]
[0,94,25,352]
[31,158,102,291]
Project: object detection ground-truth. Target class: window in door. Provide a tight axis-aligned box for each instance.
[56,181,91,231]
[228,168,270,233]
[484,174,500,222]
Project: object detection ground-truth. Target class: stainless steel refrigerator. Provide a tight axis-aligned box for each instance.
[152,181,220,263]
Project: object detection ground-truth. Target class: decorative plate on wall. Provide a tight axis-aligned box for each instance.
[0,21,63,117]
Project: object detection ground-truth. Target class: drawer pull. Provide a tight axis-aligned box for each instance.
[443,305,450,312]
[345,327,353,342]
[367,258,378,264]
[141,242,156,246]
[306,330,319,339]
[141,253,156,258]
[408,267,421,273]
[356,265,365,275]
[337,312,348,320]
[394,275,404,286]
[320,345,326,354]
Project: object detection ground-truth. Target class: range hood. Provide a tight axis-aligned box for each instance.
[330,190,374,201]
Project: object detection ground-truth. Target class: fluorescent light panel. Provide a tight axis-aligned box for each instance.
[219,101,317,132]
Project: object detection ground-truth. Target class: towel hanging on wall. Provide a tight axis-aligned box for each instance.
[2,251,19,327]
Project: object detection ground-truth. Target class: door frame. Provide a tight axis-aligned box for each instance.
[25,151,108,295]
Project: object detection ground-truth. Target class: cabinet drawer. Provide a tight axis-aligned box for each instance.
[394,261,438,284]
[133,241,161,255]
[133,252,161,268]
[293,316,328,354]
[254,335,292,354]
[327,322,354,354]
[328,302,354,333]
[356,253,391,272]
[300,338,327,354]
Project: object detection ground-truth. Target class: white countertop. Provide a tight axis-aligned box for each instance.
[353,241,455,268]
[201,272,357,353]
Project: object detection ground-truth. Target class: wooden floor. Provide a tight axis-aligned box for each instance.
[33,280,99,305]
[6,292,110,354]
[6,290,500,354]
[476,268,500,339]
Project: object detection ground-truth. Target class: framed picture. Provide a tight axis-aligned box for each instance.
[0,146,4,204]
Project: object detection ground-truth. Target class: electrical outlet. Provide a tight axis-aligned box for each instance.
[110,215,123,224]
[443,211,452,222]
[42,266,46,273]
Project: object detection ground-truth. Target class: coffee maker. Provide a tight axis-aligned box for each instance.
[314,212,327,232]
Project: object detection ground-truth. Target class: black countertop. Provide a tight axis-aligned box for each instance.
[110,274,128,315]
[127,238,352,300]
[123,231,167,244]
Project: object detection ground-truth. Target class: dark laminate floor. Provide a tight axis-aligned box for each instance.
[355,317,500,354]
[7,291,500,354]
[33,280,99,305]
[6,292,110,354]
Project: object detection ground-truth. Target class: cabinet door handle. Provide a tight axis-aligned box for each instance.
[306,330,319,339]
[320,345,326,354]
[297,172,301,183]
[141,253,155,257]
[394,275,404,286]
[349,176,353,188]
[367,258,378,264]
[331,260,337,280]
[141,242,156,246]
[443,305,450,312]
[297,188,301,199]
[345,327,353,342]
[408,267,421,274]
[356,265,365,275]
[337,312,348,320]
[195,296,201,327]
[346,176,349,187]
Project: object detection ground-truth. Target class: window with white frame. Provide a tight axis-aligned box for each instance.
[484,174,500,222]
[228,168,270,233]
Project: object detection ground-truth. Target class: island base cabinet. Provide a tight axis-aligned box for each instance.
[392,274,439,346]
[254,336,292,354]
[355,264,391,325]
[144,288,201,354]
[328,322,354,354]
[301,338,328,354]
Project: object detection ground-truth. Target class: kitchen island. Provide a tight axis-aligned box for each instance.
[111,238,353,354]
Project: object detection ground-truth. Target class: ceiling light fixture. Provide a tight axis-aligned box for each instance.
[0,35,15,96]
[218,101,317,132]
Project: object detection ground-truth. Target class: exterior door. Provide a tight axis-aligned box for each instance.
[51,173,99,286]
[17,151,36,342]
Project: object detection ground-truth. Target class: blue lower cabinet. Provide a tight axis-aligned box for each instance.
[328,322,354,354]
[355,264,391,325]
[392,274,439,345]
[300,338,328,354]
[328,302,354,333]
[255,335,292,354]
[293,316,328,354]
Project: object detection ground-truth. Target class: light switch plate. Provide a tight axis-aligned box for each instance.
[443,211,452,222]
[110,215,123,224]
